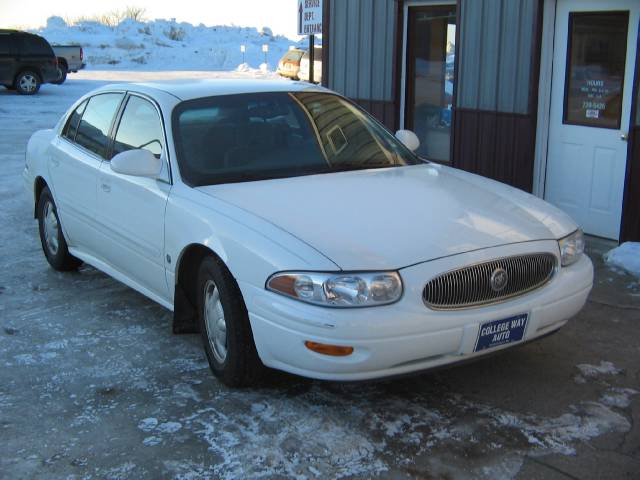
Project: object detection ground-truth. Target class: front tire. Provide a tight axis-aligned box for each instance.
[37,187,82,271]
[197,255,264,387]
[15,71,41,95]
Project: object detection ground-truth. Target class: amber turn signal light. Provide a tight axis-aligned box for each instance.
[304,341,354,356]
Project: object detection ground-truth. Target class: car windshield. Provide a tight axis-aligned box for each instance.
[172,92,423,186]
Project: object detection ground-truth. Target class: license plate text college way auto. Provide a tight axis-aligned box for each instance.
[474,313,529,352]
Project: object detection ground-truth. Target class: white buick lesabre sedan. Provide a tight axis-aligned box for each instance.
[24,80,594,386]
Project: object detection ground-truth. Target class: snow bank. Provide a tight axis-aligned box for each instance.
[32,16,302,71]
[604,242,640,278]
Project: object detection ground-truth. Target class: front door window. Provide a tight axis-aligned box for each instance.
[405,5,456,162]
[563,11,629,129]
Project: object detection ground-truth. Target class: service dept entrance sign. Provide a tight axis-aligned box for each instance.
[298,0,323,35]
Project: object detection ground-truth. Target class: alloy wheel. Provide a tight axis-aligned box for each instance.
[19,74,37,93]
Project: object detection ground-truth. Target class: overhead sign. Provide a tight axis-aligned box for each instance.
[297,0,323,36]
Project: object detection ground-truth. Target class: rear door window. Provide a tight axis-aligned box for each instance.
[112,95,164,159]
[62,100,88,141]
[0,34,11,55]
[75,93,124,158]
[22,35,53,56]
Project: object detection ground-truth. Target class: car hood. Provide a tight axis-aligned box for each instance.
[196,164,577,270]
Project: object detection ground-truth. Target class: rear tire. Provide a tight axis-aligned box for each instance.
[52,63,67,85]
[37,187,82,271]
[196,255,264,387]
[15,70,41,95]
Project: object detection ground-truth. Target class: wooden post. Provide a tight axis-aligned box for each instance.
[309,34,315,83]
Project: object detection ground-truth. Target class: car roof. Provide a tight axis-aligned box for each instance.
[95,79,330,101]
[0,29,29,35]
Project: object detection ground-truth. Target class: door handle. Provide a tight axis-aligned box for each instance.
[621,132,628,142]
[101,183,111,193]
[51,157,60,167]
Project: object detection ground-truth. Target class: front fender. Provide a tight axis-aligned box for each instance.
[165,184,339,304]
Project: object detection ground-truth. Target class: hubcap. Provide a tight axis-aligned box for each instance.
[203,280,227,363]
[19,74,37,92]
[43,201,59,255]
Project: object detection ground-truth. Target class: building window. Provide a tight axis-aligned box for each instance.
[563,11,629,129]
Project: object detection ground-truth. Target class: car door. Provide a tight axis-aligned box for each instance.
[49,92,124,257]
[96,93,171,300]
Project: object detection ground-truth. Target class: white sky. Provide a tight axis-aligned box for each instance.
[0,0,304,39]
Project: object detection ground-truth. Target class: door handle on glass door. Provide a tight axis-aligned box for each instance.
[621,132,628,142]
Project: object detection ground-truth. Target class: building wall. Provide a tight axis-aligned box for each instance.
[456,0,538,114]
[327,0,397,127]
[453,0,542,192]
[621,48,640,242]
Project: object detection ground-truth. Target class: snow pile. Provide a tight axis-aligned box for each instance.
[604,242,640,278]
[574,360,622,384]
[576,361,622,378]
[31,16,301,71]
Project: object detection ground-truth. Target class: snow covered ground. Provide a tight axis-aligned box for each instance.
[605,242,640,279]
[32,16,302,71]
[0,73,639,479]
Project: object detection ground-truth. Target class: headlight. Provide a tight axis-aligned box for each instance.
[558,229,585,267]
[266,271,403,307]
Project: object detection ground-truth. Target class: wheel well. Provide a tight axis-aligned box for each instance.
[57,58,68,69]
[15,68,42,84]
[34,177,47,218]
[173,244,219,334]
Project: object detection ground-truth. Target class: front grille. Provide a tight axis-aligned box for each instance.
[423,253,557,310]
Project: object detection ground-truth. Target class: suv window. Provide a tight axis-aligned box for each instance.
[62,100,87,141]
[75,93,124,157]
[0,34,11,55]
[21,34,53,56]
[112,96,164,159]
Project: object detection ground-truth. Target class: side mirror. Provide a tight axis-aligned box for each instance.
[110,149,161,178]
[395,129,420,152]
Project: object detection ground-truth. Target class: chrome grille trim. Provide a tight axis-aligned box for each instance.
[423,253,557,310]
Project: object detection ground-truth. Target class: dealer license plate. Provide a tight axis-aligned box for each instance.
[474,313,529,352]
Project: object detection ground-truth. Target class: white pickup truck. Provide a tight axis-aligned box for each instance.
[51,45,85,84]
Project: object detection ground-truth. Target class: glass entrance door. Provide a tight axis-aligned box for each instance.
[404,5,456,162]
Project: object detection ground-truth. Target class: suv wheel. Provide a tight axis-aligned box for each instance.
[15,71,41,95]
[52,63,67,85]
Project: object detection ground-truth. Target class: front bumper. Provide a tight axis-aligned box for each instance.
[241,240,593,381]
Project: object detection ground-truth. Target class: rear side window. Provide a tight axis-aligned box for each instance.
[0,34,11,55]
[20,34,53,56]
[62,100,87,141]
[284,51,303,62]
[75,93,124,158]
[112,96,164,159]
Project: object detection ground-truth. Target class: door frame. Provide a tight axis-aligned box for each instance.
[533,0,640,240]
[399,0,457,133]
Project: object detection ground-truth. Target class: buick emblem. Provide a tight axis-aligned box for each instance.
[490,268,508,292]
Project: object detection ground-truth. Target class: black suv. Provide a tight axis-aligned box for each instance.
[0,30,59,95]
